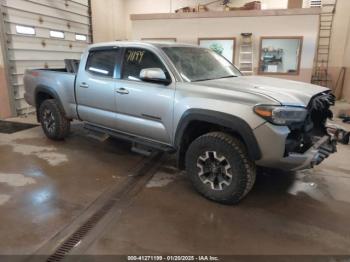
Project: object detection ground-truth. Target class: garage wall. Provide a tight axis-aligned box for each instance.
[0,41,12,118]
[327,0,350,101]
[131,13,319,83]
[125,0,288,40]
[0,0,91,116]
[91,0,290,41]
[168,0,288,11]
[91,0,125,42]
[90,0,350,98]
[341,20,350,101]
[124,0,171,40]
[127,0,289,40]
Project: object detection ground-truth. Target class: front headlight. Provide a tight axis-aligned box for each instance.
[254,105,308,126]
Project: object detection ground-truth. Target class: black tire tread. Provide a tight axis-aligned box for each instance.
[185,132,256,204]
[39,99,70,140]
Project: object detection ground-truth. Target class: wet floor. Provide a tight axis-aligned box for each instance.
[0,123,143,255]
[86,146,350,255]
[1,121,350,256]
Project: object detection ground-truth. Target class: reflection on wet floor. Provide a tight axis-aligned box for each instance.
[86,145,350,256]
[0,124,144,254]
[1,122,350,256]
[146,151,350,205]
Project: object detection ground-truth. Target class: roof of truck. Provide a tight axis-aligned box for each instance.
[88,41,198,49]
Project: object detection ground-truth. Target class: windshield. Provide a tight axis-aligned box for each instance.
[162,47,241,82]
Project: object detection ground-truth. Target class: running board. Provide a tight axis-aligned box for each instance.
[131,142,153,157]
[86,131,110,142]
[84,124,175,153]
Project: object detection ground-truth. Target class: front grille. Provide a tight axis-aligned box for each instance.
[308,92,335,133]
[308,92,335,116]
[285,92,335,156]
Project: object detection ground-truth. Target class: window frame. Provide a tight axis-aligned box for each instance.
[15,25,36,35]
[49,30,65,39]
[85,47,122,79]
[258,36,303,76]
[197,37,236,64]
[310,0,322,8]
[76,34,87,42]
[120,47,172,84]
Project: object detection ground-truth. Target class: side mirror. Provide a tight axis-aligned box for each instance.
[139,68,171,85]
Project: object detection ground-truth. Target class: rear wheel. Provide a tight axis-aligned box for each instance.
[39,99,70,140]
[185,132,256,205]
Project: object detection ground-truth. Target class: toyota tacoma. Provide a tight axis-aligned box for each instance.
[24,42,337,204]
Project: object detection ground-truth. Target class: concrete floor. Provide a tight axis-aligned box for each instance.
[86,147,350,255]
[0,123,144,255]
[0,116,350,257]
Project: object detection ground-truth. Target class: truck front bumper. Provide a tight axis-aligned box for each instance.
[254,122,337,171]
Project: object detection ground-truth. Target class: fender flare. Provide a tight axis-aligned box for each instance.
[34,85,66,119]
[174,109,262,161]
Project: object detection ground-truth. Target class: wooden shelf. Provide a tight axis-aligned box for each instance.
[130,8,321,21]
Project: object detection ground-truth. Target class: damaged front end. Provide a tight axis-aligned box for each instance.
[285,91,337,167]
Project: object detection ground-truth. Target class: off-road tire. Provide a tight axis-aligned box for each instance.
[39,99,70,141]
[185,132,256,205]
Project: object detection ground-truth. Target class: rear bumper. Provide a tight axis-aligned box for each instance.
[23,73,35,106]
[254,123,337,171]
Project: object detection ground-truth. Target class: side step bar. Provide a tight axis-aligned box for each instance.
[84,124,176,153]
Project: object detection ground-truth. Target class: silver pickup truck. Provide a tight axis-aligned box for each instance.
[24,41,337,204]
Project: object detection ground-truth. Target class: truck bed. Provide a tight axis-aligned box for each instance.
[35,59,80,74]
[23,61,79,120]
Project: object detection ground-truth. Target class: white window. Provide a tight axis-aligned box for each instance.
[310,0,322,7]
[75,34,87,41]
[16,25,35,35]
[50,30,65,39]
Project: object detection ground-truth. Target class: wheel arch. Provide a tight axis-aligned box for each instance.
[35,85,66,121]
[174,109,262,169]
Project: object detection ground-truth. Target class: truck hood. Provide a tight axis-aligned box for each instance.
[195,76,329,107]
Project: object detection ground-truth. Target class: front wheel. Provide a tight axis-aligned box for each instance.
[185,132,256,205]
[39,99,70,140]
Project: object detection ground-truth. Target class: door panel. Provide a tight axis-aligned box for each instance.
[76,75,118,129]
[76,49,120,129]
[116,48,175,144]
[116,80,174,143]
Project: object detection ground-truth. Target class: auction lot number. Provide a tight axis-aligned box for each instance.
[128,256,220,261]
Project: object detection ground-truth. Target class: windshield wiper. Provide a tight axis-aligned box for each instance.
[192,75,238,82]
[218,75,237,79]
[192,78,215,82]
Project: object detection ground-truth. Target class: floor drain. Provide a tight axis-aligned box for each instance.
[45,153,163,262]
[46,201,114,262]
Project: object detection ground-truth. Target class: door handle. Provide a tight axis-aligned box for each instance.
[80,82,89,88]
[117,88,129,95]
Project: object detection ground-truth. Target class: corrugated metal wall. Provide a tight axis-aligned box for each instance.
[0,0,91,116]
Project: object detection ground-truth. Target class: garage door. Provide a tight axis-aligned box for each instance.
[0,0,91,116]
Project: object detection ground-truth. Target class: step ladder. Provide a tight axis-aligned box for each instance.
[311,0,338,87]
[239,33,254,76]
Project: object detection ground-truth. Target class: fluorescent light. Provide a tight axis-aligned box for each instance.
[16,25,35,35]
[76,34,87,41]
[50,30,65,39]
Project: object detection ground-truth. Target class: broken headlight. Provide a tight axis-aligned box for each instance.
[254,105,308,126]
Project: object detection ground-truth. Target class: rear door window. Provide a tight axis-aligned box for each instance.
[86,49,120,78]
